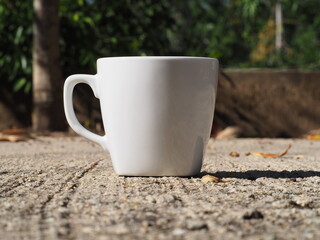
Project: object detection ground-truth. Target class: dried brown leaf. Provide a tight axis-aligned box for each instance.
[201,175,232,184]
[207,145,214,150]
[249,144,291,158]
[0,134,29,142]
[229,152,240,157]
[91,161,99,167]
[304,129,320,140]
[2,128,28,135]
[0,128,33,142]
[306,134,320,141]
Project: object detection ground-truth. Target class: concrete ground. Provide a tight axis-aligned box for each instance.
[0,137,319,240]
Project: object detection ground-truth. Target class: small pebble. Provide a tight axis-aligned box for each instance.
[290,196,313,208]
[158,194,176,203]
[156,218,168,225]
[145,195,156,203]
[243,210,264,220]
[107,224,129,234]
[173,228,186,235]
[186,220,208,230]
[91,161,99,166]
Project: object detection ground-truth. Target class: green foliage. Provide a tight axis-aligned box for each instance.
[59,0,177,75]
[0,1,33,93]
[0,0,319,95]
[236,0,320,68]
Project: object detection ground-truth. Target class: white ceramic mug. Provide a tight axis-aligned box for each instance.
[64,56,218,176]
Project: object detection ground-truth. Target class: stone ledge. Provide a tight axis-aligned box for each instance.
[215,69,320,137]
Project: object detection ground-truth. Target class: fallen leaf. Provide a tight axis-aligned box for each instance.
[0,134,29,142]
[201,175,232,183]
[215,126,242,140]
[306,134,320,141]
[249,144,291,158]
[0,128,33,142]
[2,128,28,135]
[229,152,240,157]
[304,129,320,140]
[91,161,99,166]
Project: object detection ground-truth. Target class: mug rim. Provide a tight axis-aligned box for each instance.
[98,56,218,62]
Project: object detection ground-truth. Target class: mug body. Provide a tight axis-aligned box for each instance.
[97,57,218,176]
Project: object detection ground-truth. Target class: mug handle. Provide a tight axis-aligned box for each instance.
[63,74,109,150]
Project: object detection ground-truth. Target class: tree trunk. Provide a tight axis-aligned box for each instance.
[275,0,283,51]
[32,0,65,131]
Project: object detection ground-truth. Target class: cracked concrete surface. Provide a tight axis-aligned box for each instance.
[0,137,319,240]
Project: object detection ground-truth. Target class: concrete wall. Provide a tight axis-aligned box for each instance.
[214,70,320,137]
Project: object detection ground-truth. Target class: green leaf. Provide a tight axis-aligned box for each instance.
[13,78,26,92]
[146,8,154,16]
[72,13,80,22]
[84,17,94,26]
[77,0,84,6]
[24,82,32,94]
[14,26,23,45]
[110,37,117,44]
[131,40,139,50]
[21,56,27,70]
[0,5,4,14]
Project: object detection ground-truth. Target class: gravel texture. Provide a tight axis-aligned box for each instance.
[0,137,319,240]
